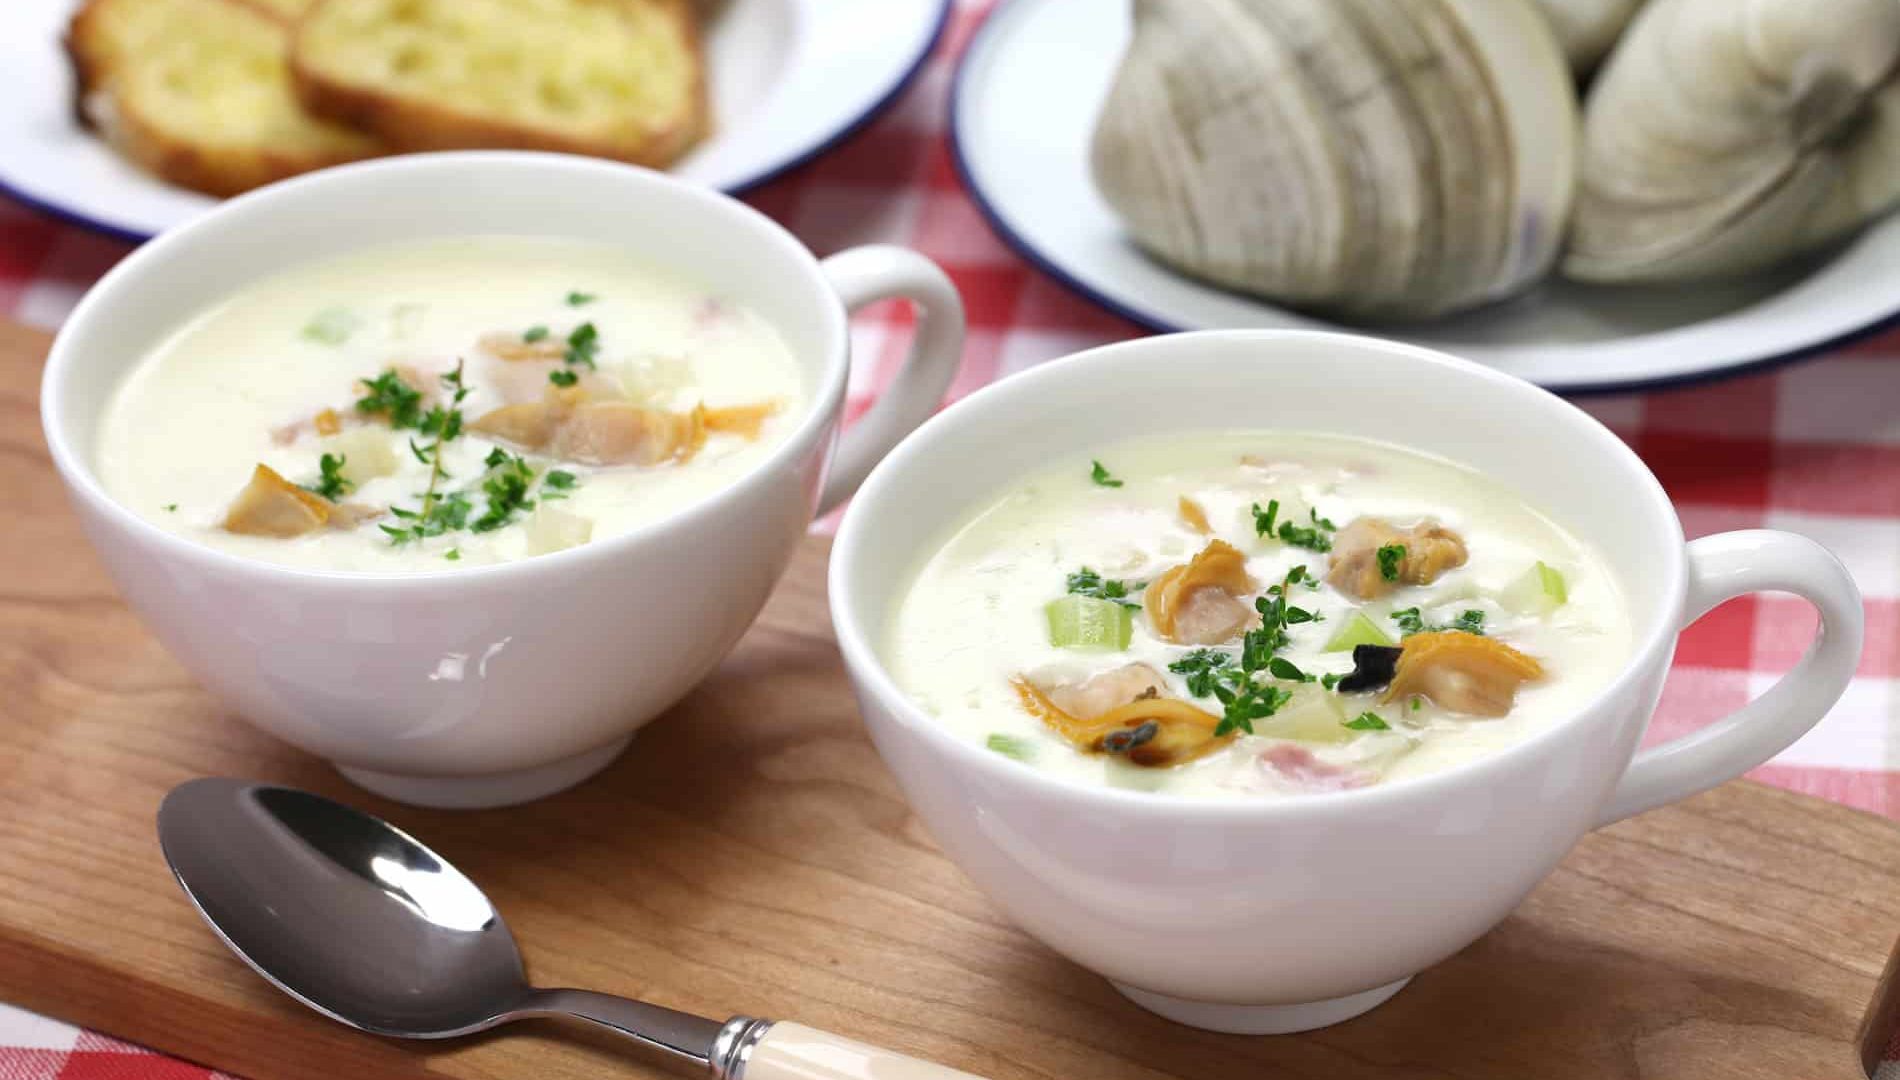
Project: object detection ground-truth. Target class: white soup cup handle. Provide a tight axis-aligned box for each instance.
[816,245,966,514]
[1596,529,1864,827]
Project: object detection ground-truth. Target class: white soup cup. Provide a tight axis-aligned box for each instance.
[42,152,966,809]
[829,329,1863,1034]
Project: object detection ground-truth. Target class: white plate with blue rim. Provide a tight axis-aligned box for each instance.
[0,0,950,244]
[949,0,1900,395]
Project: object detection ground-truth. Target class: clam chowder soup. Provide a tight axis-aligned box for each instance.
[888,435,1632,798]
[97,238,804,571]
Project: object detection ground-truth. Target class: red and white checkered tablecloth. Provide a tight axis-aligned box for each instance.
[4,2,1899,1075]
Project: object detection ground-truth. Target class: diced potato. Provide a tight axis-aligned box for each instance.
[524,505,593,555]
[1254,686,1356,745]
[321,427,399,485]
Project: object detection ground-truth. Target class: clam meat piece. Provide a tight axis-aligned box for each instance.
[1145,539,1257,645]
[1326,518,1468,600]
[1013,675,1230,768]
[1384,631,1544,717]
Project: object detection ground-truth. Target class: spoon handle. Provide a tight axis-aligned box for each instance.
[729,1021,990,1080]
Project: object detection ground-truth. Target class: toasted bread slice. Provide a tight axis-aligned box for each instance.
[235,0,319,20]
[290,0,707,168]
[66,0,382,198]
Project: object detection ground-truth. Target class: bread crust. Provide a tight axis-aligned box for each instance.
[289,0,708,168]
[64,0,382,198]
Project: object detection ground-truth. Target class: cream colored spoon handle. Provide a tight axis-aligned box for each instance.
[735,1021,990,1080]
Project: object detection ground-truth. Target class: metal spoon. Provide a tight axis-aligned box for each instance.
[158,778,984,1080]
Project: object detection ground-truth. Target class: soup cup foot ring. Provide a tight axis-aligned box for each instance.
[1110,976,1411,1034]
[334,735,634,809]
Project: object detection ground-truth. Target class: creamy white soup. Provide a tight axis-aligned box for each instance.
[97,238,804,572]
[888,434,1632,798]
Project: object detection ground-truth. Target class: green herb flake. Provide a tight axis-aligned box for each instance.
[354,368,425,430]
[522,325,550,343]
[381,361,474,545]
[471,451,537,533]
[1267,656,1314,683]
[1344,712,1390,731]
[304,452,353,501]
[986,733,1034,761]
[163,503,179,512]
[1251,499,1280,537]
[1066,567,1144,610]
[548,369,579,387]
[1253,499,1335,551]
[565,291,597,307]
[1169,648,1237,698]
[1392,606,1487,637]
[1320,672,1344,691]
[1089,460,1124,488]
[565,322,600,369]
[541,469,578,500]
[444,548,461,561]
[1203,563,1318,735]
[1413,698,1424,712]
[1377,543,1406,582]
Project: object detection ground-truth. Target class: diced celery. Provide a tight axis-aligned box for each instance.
[1253,687,1356,745]
[300,307,361,345]
[1322,610,1396,652]
[986,733,1035,762]
[1045,595,1133,651]
[1499,561,1568,616]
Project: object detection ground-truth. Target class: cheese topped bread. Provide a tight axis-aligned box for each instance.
[290,0,708,167]
[65,0,383,198]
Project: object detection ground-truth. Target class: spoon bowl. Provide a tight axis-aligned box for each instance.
[159,780,526,1038]
[157,778,987,1079]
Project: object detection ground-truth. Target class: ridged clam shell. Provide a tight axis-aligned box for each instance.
[1091,0,1577,320]
[1565,0,1900,284]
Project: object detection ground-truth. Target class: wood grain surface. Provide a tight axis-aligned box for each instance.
[2,318,1897,1080]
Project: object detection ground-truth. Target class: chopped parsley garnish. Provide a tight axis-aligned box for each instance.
[1391,607,1487,637]
[1252,499,1279,535]
[355,369,425,430]
[1267,656,1314,683]
[565,322,600,369]
[381,363,472,545]
[1066,567,1143,609]
[522,325,550,343]
[1377,543,1406,582]
[305,452,352,501]
[163,503,178,513]
[471,449,537,533]
[566,291,597,307]
[1182,564,1317,737]
[542,470,577,500]
[1344,712,1390,731]
[444,548,461,561]
[1251,500,1336,552]
[548,369,579,387]
[1320,672,1344,690]
[1413,698,1424,711]
[1169,648,1236,697]
[1089,460,1124,488]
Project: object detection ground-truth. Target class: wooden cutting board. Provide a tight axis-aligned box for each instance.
[3,316,1897,1080]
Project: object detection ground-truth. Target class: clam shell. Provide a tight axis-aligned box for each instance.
[1565,0,1900,284]
[1090,0,1577,320]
